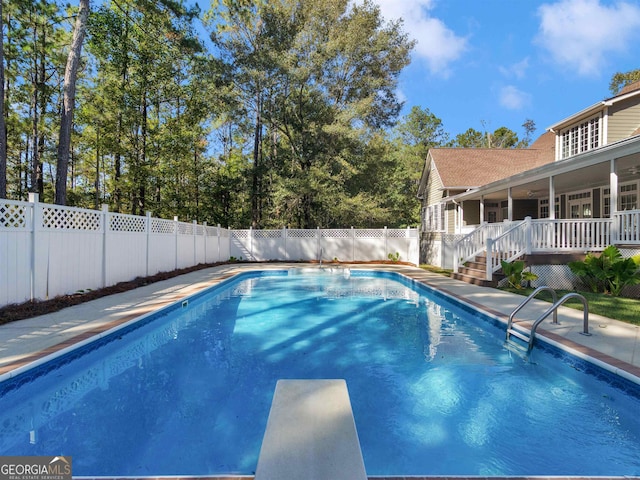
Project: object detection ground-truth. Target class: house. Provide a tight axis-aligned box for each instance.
[418,80,640,289]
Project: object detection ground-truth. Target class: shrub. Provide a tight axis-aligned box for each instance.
[500,260,538,289]
[568,245,640,296]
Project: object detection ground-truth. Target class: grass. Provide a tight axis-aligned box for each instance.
[501,287,640,326]
[419,264,452,276]
[419,264,640,326]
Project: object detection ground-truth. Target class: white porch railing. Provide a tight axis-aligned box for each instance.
[453,210,640,281]
[530,218,612,251]
[617,210,640,243]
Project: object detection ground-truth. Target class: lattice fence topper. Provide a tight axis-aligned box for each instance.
[109,213,146,233]
[321,229,351,238]
[387,229,412,238]
[354,229,385,238]
[254,230,283,239]
[287,229,317,238]
[232,230,250,239]
[204,225,219,236]
[0,201,27,229]
[178,222,194,235]
[151,218,175,234]
[42,205,101,230]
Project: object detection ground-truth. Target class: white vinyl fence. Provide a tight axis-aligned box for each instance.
[0,195,229,306]
[230,227,419,264]
[0,196,419,307]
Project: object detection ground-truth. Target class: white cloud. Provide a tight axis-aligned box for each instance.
[499,85,531,110]
[536,0,640,76]
[499,58,529,79]
[367,0,468,77]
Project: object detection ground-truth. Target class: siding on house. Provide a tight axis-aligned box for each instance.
[427,160,445,207]
[607,97,640,143]
[446,203,456,234]
[463,200,480,226]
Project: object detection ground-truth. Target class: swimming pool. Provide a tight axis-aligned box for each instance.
[0,269,639,476]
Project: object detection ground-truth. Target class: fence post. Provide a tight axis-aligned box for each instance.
[283,226,287,261]
[317,226,320,262]
[384,226,388,258]
[203,222,208,264]
[249,226,253,261]
[145,211,151,277]
[486,238,493,281]
[101,204,109,288]
[28,193,39,301]
[192,220,197,266]
[174,216,179,269]
[351,226,355,261]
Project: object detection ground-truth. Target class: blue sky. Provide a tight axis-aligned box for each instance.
[365,0,640,142]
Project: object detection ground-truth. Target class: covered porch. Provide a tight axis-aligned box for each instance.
[450,135,640,281]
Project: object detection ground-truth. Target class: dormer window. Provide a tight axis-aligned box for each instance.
[560,115,600,159]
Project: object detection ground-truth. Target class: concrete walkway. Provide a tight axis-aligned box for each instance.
[1,263,639,384]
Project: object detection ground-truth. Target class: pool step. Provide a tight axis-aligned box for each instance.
[254,379,367,480]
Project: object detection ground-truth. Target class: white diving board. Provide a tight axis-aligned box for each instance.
[254,379,368,480]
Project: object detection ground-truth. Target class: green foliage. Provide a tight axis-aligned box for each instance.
[447,122,534,149]
[387,252,400,262]
[500,260,538,289]
[568,245,640,297]
[609,69,640,96]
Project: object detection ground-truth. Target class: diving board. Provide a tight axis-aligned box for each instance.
[254,379,367,480]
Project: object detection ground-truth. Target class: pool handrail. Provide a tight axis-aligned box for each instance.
[507,287,590,351]
[506,286,558,337]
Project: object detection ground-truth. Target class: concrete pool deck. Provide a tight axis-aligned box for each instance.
[1,263,639,480]
[1,263,639,383]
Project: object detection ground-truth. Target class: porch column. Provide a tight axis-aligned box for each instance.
[480,196,485,225]
[458,201,464,233]
[610,158,619,243]
[610,158,618,216]
[548,176,556,220]
[507,187,513,221]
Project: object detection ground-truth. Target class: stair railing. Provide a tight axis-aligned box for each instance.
[485,217,532,281]
[453,221,515,274]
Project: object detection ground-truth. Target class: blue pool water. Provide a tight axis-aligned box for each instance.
[1,270,639,476]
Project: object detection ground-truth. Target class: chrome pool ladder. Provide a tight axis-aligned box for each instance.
[506,286,590,352]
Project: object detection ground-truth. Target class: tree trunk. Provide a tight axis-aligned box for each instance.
[251,93,263,228]
[0,0,7,199]
[55,0,90,205]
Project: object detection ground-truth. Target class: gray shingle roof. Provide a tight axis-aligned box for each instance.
[429,132,556,188]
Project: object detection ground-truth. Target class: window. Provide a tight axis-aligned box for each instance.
[559,116,600,159]
[568,191,592,218]
[620,183,638,211]
[539,198,560,219]
[424,203,446,232]
[602,182,638,216]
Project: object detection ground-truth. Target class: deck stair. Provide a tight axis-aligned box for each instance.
[451,252,504,287]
